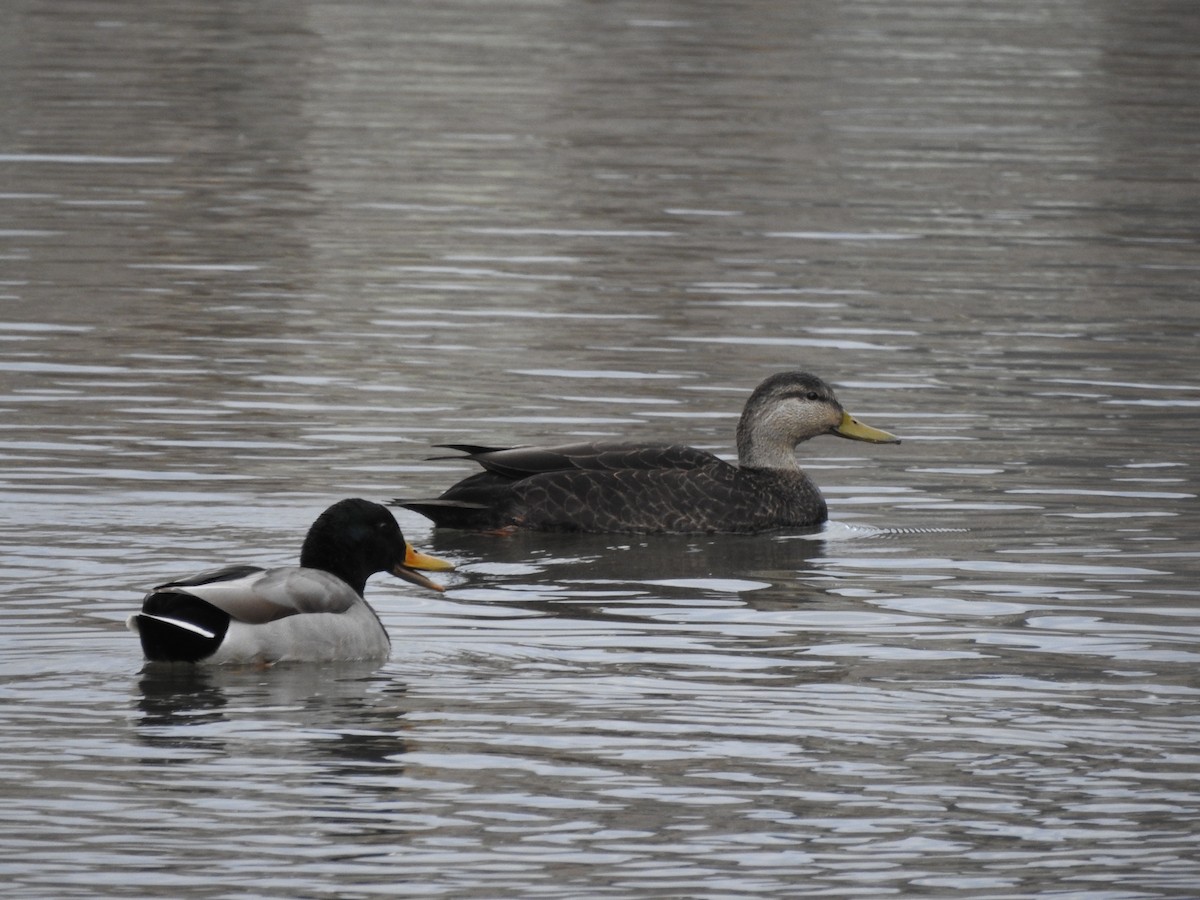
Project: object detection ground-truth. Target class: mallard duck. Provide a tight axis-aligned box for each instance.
[396,371,899,534]
[127,498,454,664]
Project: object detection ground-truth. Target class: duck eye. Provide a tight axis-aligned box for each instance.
[805,391,820,401]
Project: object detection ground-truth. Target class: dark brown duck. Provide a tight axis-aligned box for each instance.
[396,371,900,534]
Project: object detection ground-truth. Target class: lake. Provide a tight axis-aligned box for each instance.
[2,0,1198,896]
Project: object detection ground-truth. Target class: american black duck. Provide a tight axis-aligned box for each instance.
[396,372,899,534]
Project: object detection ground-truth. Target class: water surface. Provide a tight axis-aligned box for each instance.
[2,0,1198,897]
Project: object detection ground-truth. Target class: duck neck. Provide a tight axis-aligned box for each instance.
[300,540,369,596]
[736,414,801,471]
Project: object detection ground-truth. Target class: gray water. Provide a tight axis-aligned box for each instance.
[2,0,1199,897]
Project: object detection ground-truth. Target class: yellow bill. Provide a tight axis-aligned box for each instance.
[393,544,456,592]
[832,410,901,444]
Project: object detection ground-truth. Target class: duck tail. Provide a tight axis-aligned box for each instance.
[128,592,230,663]
[392,498,499,530]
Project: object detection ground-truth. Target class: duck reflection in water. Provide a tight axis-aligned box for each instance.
[133,663,416,772]
[423,527,836,618]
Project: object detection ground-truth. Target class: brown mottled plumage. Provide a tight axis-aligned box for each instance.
[396,372,900,534]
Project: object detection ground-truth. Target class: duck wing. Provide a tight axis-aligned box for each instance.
[434,441,724,480]
[152,565,362,623]
[398,442,729,530]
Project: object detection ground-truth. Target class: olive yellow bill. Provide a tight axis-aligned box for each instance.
[832,410,900,444]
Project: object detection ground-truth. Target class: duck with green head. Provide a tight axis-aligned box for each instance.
[128,499,454,664]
